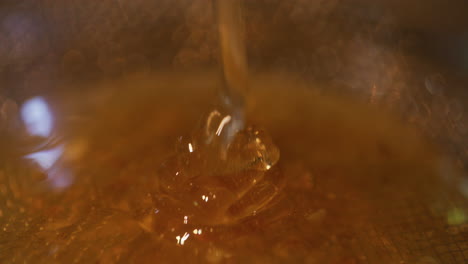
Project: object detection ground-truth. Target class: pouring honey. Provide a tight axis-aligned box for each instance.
[0,1,466,263]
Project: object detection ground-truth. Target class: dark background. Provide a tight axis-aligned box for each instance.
[0,0,467,170]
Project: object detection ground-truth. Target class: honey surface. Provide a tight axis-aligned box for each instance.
[0,72,465,263]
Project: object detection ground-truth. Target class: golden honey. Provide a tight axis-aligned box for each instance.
[0,72,464,263]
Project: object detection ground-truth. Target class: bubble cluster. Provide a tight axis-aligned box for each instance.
[155,109,283,226]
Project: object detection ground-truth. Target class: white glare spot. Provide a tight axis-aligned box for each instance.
[265,164,272,170]
[21,97,53,137]
[181,232,190,245]
[25,145,73,189]
[188,143,194,153]
[216,115,232,136]
[184,216,188,224]
[206,110,221,135]
[193,229,202,235]
[25,146,64,170]
[202,195,209,202]
[176,232,190,245]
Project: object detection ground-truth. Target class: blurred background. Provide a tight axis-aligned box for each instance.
[1,0,467,172]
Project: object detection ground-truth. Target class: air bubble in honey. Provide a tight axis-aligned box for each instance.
[155,109,283,226]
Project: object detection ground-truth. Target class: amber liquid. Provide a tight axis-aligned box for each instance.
[0,72,464,263]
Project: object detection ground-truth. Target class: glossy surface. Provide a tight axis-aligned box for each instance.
[0,73,466,263]
[1,1,468,263]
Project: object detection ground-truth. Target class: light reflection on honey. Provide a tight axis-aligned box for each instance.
[0,72,467,263]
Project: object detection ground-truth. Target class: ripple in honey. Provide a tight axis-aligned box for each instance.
[0,72,466,263]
